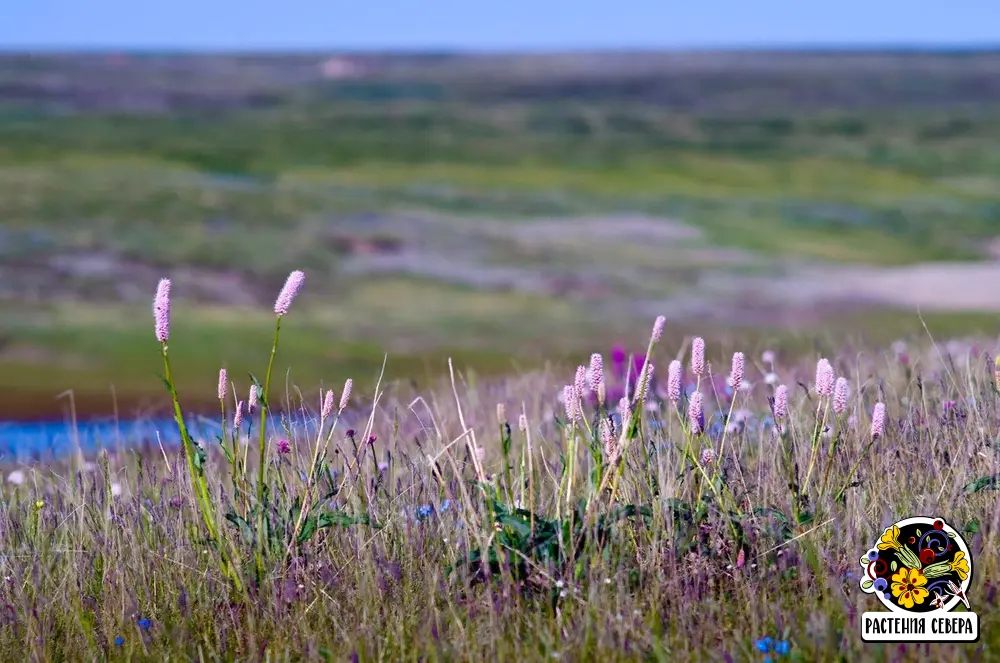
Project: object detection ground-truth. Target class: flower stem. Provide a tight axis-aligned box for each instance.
[255,315,282,580]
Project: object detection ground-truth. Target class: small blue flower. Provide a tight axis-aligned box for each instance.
[874,578,888,592]
[415,505,433,520]
[867,549,879,561]
[764,658,772,663]
[440,499,452,512]
[754,636,774,653]
[114,636,125,646]
[774,640,790,655]
[137,618,151,630]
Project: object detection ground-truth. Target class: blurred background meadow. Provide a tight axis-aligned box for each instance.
[4,44,1000,440]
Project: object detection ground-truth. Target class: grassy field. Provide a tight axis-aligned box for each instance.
[3,52,1000,419]
[1,285,998,660]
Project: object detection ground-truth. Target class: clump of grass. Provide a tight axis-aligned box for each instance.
[1,275,999,661]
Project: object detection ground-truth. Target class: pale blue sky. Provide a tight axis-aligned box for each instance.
[2,1,998,51]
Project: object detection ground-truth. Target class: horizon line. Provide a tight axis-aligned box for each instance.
[1,43,1000,56]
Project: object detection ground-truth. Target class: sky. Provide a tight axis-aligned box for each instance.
[2,1,998,51]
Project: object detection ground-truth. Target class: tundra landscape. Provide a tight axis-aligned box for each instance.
[1,51,1000,661]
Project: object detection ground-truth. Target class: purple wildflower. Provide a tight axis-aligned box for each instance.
[871,402,886,440]
[688,391,704,435]
[153,278,171,343]
[274,270,305,317]
[691,337,705,377]
[248,385,259,415]
[815,358,834,397]
[833,377,849,415]
[667,360,682,404]
[651,315,666,343]
[339,379,353,411]
[774,385,788,419]
[730,352,744,392]
[277,439,291,454]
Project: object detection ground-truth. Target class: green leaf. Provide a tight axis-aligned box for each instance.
[862,579,874,590]
[963,474,1000,494]
[296,515,318,544]
[964,519,980,534]
[498,514,532,539]
[890,560,898,572]
[860,556,870,567]
[224,511,254,544]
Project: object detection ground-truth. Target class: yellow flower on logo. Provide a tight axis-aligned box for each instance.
[891,567,929,609]
[878,525,902,551]
[949,551,970,581]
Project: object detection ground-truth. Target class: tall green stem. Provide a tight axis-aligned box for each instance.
[161,344,243,593]
[255,316,282,577]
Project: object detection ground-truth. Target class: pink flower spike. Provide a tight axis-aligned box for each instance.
[274,270,305,317]
[688,391,704,435]
[233,400,244,429]
[276,438,291,454]
[248,385,259,415]
[815,358,834,397]
[833,377,849,415]
[691,337,705,377]
[217,368,228,402]
[618,396,631,426]
[339,379,353,411]
[871,402,886,440]
[589,353,604,392]
[651,315,666,343]
[153,278,171,343]
[730,352,745,392]
[321,389,336,419]
[667,360,682,403]
[563,385,579,423]
[774,384,788,419]
[635,362,654,402]
[575,365,587,395]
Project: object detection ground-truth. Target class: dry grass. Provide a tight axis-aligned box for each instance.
[2,314,1000,661]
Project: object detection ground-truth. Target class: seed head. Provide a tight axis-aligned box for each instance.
[321,389,336,419]
[651,315,666,343]
[700,447,716,465]
[518,413,528,432]
[248,385,259,415]
[691,337,705,377]
[233,401,244,429]
[339,379,353,411]
[153,278,171,343]
[667,360,682,403]
[687,391,704,435]
[496,403,507,425]
[274,270,305,317]
[815,358,834,397]
[774,384,788,419]
[217,368,227,401]
[871,402,886,440]
[730,352,744,392]
[833,377,849,415]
